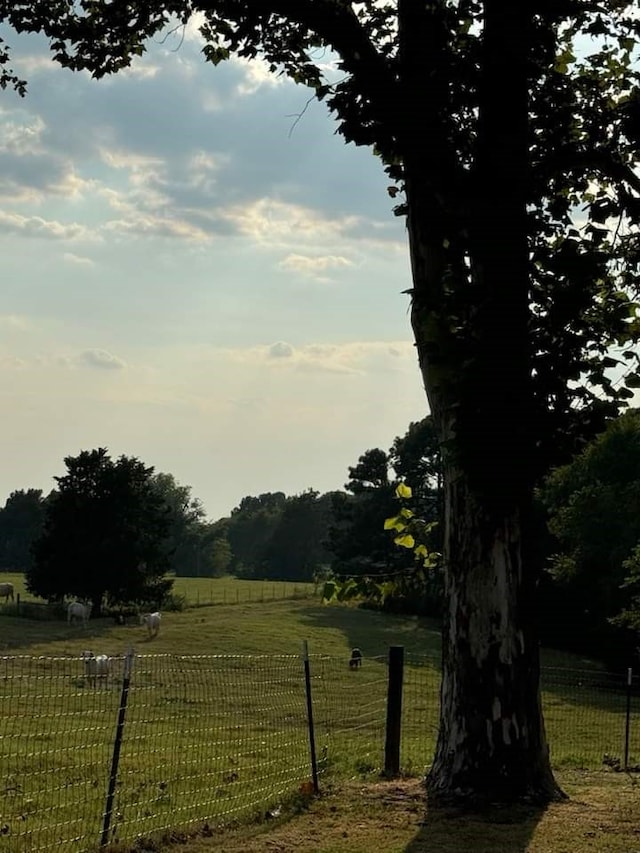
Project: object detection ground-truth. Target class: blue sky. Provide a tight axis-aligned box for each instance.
[0,21,428,520]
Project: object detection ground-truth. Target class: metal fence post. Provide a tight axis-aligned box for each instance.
[100,647,135,847]
[302,640,319,794]
[624,666,633,770]
[384,645,405,777]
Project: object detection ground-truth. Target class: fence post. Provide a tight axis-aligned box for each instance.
[101,647,135,847]
[384,645,405,777]
[624,666,633,770]
[302,640,319,794]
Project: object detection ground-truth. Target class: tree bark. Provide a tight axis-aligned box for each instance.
[427,473,563,803]
[400,0,565,803]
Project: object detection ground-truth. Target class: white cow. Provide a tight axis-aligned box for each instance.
[81,651,110,687]
[140,611,161,638]
[0,582,14,603]
[67,601,91,625]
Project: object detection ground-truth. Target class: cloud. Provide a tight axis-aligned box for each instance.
[221,198,359,246]
[63,252,94,266]
[78,349,127,370]
[0,210,91,240]
[268,341,294,359]
[233,57,286,96]
[278,253,353,278]
[226,340,415,376]
[0,314,32,330]
[0,356,27,369]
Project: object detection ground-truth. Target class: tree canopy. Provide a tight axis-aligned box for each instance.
[539,408,640,663]
[28,448,173,612]
[4,0,640,804]
[0,488,48,572]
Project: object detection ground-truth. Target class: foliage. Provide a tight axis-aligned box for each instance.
[324,483,442,612]
[150,473,230,578]
[539,410,640,662]
[262,489,334,582]
[0,488,49,571]
[27,448,173,612]
[325,419,443,613]
[225,490,333,581]
[327,419,441,572]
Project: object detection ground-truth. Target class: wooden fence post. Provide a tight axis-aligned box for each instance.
[384,645,404,777]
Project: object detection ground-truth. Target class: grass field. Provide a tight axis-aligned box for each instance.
[0,572,316,610]
[0,576,638,852]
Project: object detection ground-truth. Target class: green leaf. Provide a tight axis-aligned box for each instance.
[394,533,415,549]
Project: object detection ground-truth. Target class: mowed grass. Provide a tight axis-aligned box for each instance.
[142,772,640,853]
[0,572,316,610]
[0,577,638,852]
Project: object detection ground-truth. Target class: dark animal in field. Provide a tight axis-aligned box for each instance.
[349,648,363,670]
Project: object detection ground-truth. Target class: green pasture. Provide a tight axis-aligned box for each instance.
[0,572,316,610]
[0,577,638,852]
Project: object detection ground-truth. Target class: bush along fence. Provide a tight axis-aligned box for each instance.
[1,649,639,852]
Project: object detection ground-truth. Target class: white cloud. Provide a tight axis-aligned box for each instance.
[278,253,353,278]
[79,349,127,370]
[226,340,415,376]
[0,314,32,330]
[0,210,91,240]
[233,58,286,96]
[63,252,95,266]
[221,198,359,246]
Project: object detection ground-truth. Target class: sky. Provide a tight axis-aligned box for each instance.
[0,19,429,521]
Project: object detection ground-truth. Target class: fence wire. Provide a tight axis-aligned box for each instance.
[1,652,640,853]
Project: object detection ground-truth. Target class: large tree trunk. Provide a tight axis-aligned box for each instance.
[399,0,564,803]
[427,473,563,802]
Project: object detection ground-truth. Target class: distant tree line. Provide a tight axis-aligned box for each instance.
[3,411,640,666]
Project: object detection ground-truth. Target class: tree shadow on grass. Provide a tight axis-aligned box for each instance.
[404,795,548,853]
[298,601,442,660]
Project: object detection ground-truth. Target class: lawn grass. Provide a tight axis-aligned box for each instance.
[0,579,638,852]
[117,771,640,853]
[125,771,640,853]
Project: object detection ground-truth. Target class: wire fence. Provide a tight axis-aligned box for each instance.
[1,651,639,852]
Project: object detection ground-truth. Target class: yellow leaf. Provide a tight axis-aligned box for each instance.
[396,483,412,499]
[394,533,415,549]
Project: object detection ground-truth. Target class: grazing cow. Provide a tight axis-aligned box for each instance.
[82,651,110,687]
[141,611,161,638]
[349,648,363,670]
[67,601,91,625]
[0,582,14,603]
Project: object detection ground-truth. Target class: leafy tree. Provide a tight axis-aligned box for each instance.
[327,420,442,612]
[0,488,48,571]
[539,410,640,663]
[328,447,410,578]
[5,0,640,802]
[263,489,333,581]
[150,472,208,576]
[205,519,233,577]
[28,449,173,613]
[226,492,287,577]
